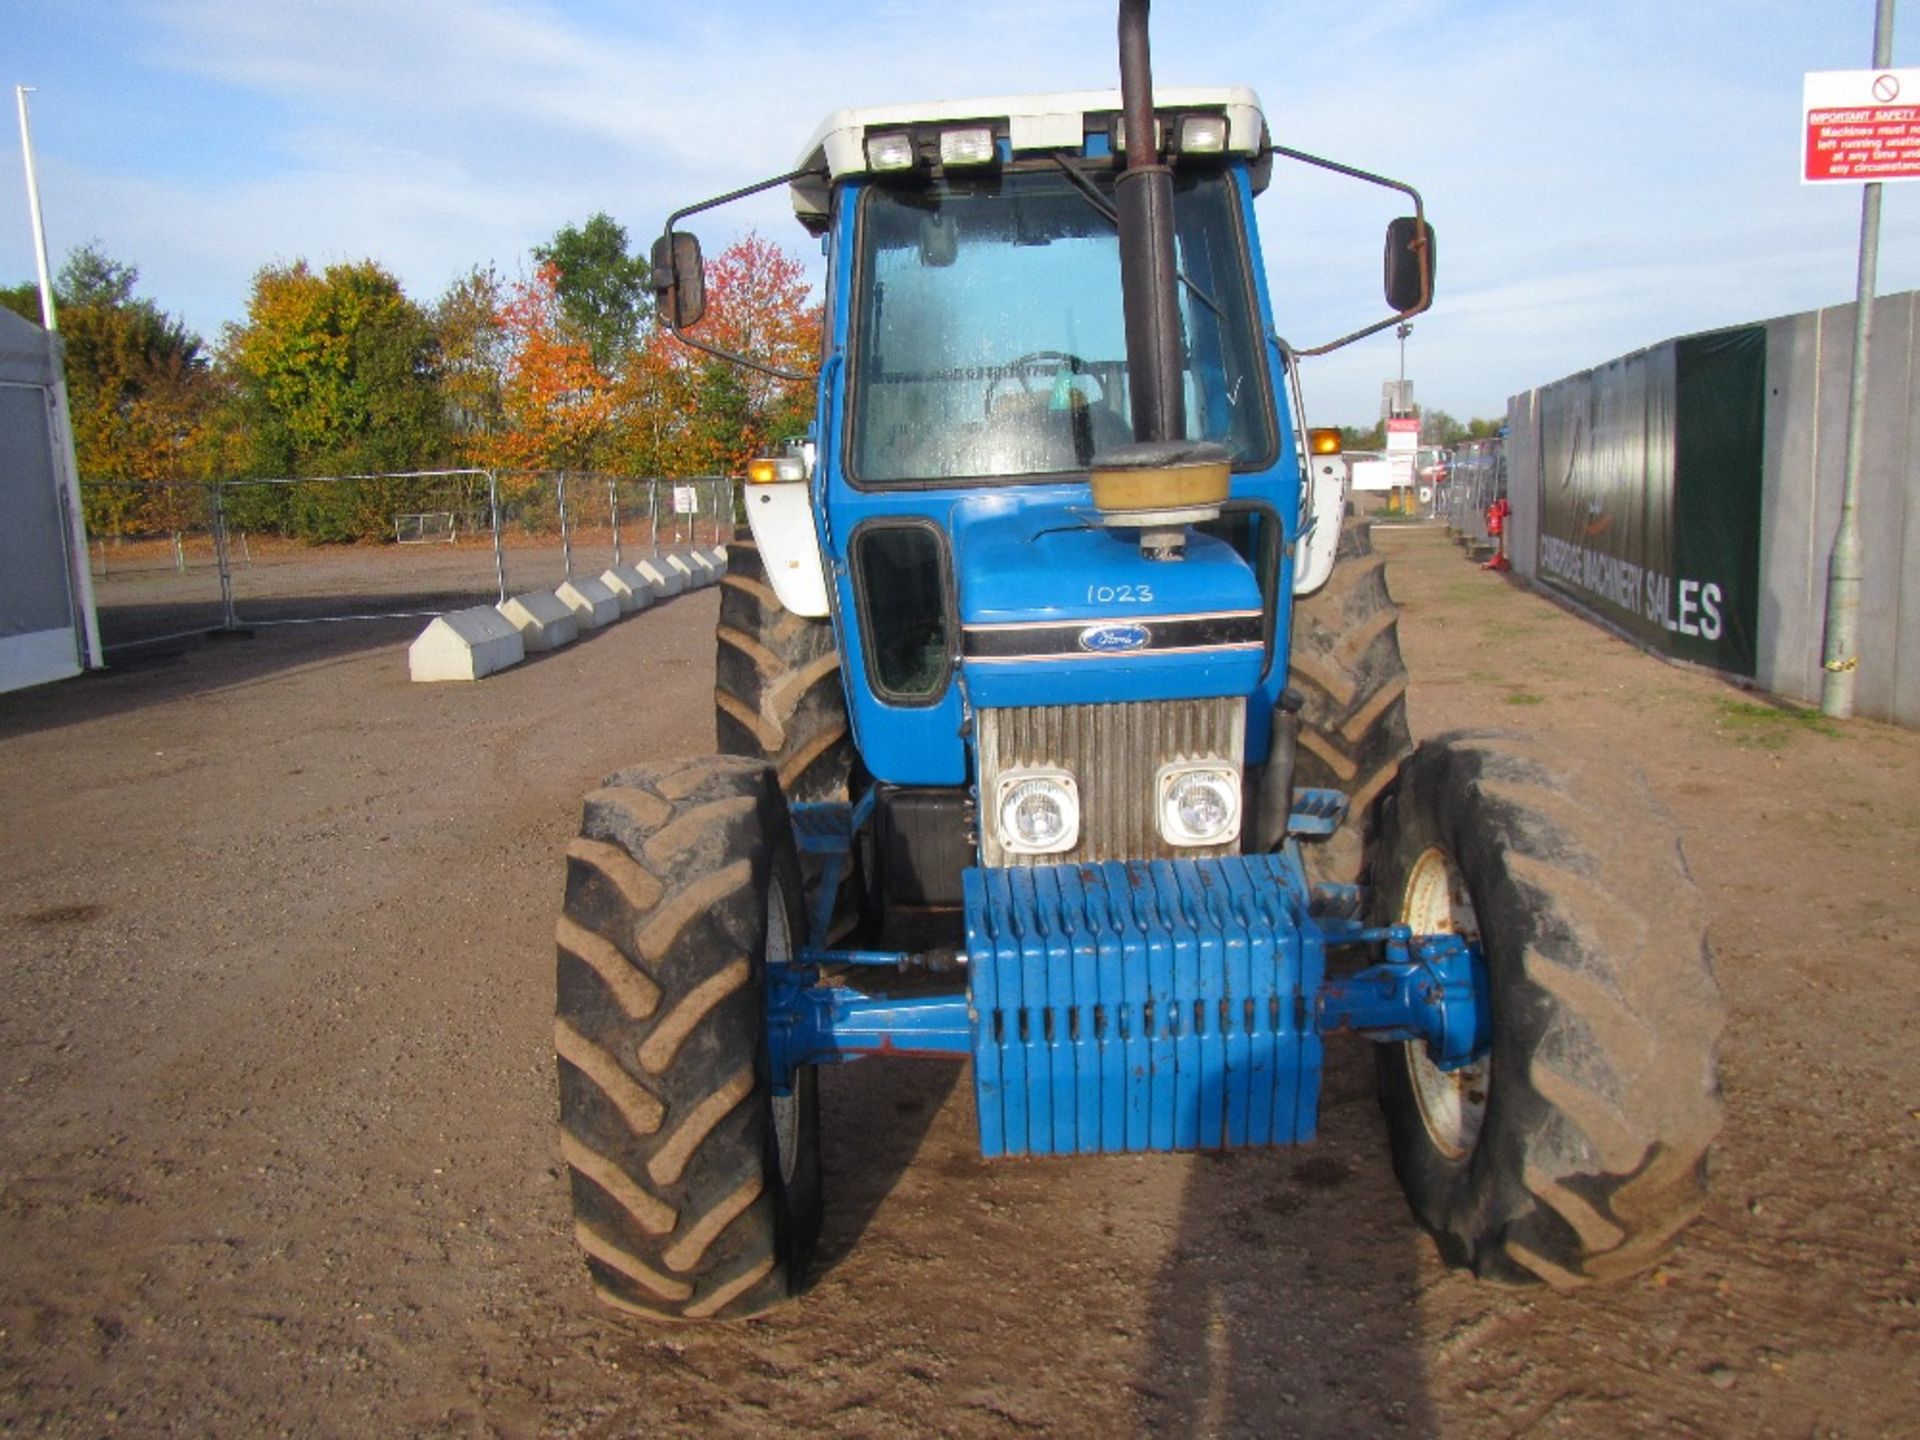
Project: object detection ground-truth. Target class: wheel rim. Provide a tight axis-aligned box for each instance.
[766,874,801,1187]
[1400,846,1490,1161]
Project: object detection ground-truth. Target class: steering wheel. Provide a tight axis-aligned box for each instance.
[984,350,1098,417]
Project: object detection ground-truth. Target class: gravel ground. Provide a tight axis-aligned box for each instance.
[1,524,1914,1438]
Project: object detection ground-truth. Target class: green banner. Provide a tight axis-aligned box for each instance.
[1534,325,1762,676]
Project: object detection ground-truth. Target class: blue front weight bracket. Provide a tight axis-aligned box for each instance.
[767,958,971,1094]
[1314,921,1491,1071]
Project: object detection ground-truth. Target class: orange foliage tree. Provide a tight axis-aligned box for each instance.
[492,262,615,474]
[611,232,819,479]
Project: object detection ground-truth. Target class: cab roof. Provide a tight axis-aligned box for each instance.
[789,85,1270,228]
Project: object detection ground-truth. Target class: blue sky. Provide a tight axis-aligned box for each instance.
[5,0,1915,427]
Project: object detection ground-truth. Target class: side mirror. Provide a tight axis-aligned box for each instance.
[1384,216,1436,314]
[651,231,706,329]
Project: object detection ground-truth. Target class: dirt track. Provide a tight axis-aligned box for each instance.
[1,526,1915,1438]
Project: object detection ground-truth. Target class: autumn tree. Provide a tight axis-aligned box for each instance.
[492,262,616,476]
[532,214,650,374]
[434,265,510,464]
[1,282,44,322]
[0,246,219,536]
[59,244,141,309]
[617,232,818,478]
[222,259,446,539]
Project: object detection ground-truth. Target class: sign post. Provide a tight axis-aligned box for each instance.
[1385,416,1420,510]
[1805,1,1904,718]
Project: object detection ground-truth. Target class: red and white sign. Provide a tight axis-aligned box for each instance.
[1803,68,1920,184]
[1385,417,1420,487]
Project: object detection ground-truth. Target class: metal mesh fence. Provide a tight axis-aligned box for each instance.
[79,470,736,651]
[1437,439,1505,552]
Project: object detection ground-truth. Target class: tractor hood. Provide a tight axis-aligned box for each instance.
[950,493,1267,709]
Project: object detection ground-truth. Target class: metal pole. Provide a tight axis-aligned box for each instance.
[487,470,508,602]
[15,87,57,330]
[1115,0,1185,444]
[1819,0,1897,719]
[558,471,574,582]
[609,477,622,569]
[211,483,238,631]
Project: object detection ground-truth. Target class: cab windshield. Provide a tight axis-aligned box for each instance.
[849,165,1273,485]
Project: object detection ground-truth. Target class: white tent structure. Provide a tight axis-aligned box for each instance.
[0,306,100,692]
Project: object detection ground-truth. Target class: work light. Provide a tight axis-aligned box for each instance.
[1110,114,1165,156]
[865,131,917,172]
[1178,114,1229,154]
[938,127,996,167]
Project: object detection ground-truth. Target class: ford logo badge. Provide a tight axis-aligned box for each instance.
[1078,623,1151,654]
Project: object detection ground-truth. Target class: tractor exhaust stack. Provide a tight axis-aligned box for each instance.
[1115,0,1184,446]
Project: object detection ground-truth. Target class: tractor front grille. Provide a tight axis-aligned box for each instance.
[976,698,1245,867]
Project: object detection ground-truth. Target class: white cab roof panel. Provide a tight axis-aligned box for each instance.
[790,85,1268,225]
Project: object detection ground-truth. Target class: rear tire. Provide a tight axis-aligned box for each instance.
[1372,731,1723,1287]
[715,532,851,804]
[1288,519,1414,885]
[555,757,822,1321]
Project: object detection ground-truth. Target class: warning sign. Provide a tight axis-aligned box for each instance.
[1385,417,1419,488]
[1803,68,1920,184]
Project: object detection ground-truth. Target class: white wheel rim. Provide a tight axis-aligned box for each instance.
[1400,846,1489,1160]
[766,874,801,1187]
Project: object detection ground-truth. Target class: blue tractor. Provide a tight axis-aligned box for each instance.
[554,1,1722,1321]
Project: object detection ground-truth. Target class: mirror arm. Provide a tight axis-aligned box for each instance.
[657,165,829,383]
[1268,144,1432,358]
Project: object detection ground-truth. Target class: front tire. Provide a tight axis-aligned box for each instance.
[1288,519,1414,885]
[555,757,822,1321]
[1372,731,1723,1287]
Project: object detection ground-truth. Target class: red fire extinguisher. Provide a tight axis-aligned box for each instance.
[1482,495,1511,572]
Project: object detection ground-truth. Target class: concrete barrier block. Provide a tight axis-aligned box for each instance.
[409,605,526,682]
[635,557,686,598]
[666,552,701,589]
[686,551,718,586]
[706,545,729,575]
[601,565,657,613]
[556,576,621,629]
[497,591,579,652]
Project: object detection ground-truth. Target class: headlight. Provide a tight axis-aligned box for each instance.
[995,769,1080,856]
[1156,763,1242,847]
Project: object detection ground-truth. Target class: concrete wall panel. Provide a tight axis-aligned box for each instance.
[1506,389,1541,578]
[1508,289,1916,728]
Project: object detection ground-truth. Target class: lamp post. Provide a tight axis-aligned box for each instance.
[1818,0,1898,719]
[1394,322,1412,416]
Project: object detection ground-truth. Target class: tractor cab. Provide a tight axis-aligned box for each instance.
[732,90,1305,890]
